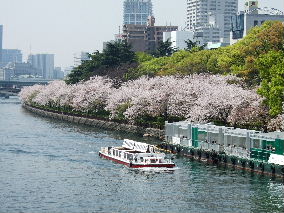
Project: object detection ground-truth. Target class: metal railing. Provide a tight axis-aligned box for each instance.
[224,146,250,159]
[198,141,223,152]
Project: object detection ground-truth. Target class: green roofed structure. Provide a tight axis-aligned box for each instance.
[165,122,284,169]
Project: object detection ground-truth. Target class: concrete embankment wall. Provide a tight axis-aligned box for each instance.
[23,105,164,139]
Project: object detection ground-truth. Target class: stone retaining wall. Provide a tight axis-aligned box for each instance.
[22,105,164,139]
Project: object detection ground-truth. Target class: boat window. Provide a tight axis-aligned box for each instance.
[150,159,156,163]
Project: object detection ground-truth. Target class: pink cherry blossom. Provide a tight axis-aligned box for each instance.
[19,74,267,127]
[267,104,284,131]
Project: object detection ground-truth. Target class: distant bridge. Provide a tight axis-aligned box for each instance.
[0,80,50,98]
[0,80,50,89]
[0,88,20,98]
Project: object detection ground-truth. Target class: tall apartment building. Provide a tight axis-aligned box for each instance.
[0,62,40,80]
[123,0,153,25]
[0,25,3,64]
[231,0,284,44]
[1,49,22,66]
[122,24,146,52]
[186,0,238,44]
[28,54,54,79]
[73,52,90,67]
[123,16,178,52]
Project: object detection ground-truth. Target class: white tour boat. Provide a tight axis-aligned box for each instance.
[99,139,175,168]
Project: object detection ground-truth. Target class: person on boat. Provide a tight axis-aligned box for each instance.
[147,145,150,153]
[146,145,155,153]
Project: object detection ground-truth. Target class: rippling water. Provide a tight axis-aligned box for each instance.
[0,97,284,213]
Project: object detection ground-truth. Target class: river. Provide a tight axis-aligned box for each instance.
[0,97,284,213]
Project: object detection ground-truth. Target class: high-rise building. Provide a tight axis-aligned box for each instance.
[0,62,40,80]
[0,25,3,63]
[123,16,178,52]
[0,68,4,80]
[244,0,259,14]
[28,54,54,79]
[123,0,153,25]
[53,67,64,79]
[230,0,284,44]
[5,62,38,76]
[186,0,238,44]
[1,49,22,66]
[73,52,90,66]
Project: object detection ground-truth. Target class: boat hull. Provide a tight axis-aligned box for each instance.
[99,152,175,168]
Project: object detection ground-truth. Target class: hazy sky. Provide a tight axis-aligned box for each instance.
[0,0,283,68]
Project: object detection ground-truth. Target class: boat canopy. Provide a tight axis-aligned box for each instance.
[123,139,155,153]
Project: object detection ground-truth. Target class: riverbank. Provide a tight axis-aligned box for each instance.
[23,104,284,179]
[23,104,164,139]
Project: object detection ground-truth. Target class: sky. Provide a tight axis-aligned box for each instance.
[0,0,283,69]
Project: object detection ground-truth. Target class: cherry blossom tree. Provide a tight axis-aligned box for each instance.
[33,81,70,107]
[19,74,268,128]
[19,84,45,105]
[70,76,114,112]
[267,104,284,131]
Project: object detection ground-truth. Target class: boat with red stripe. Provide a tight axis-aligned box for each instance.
[99,139,175,168]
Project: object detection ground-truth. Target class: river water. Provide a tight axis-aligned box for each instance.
[0,97,284,213]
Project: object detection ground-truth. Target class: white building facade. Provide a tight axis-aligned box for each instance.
[186,0,238,44]
[163,31,195,50]
[230,0,284,44]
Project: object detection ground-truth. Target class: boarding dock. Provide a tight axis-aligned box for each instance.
[159,122,284,177]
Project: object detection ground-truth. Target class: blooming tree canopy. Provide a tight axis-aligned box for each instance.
[19,75,267,128]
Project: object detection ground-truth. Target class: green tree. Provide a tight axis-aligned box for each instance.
[184,39,206,52]
[66,40,136,84]
[102,41,136,67]
[154,39,176,57]
[66,53,101,84]
[136,52,154,63]
[257,50,284,116]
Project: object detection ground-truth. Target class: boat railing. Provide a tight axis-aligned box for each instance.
[132,157,172,164]
[198,141,224,152]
